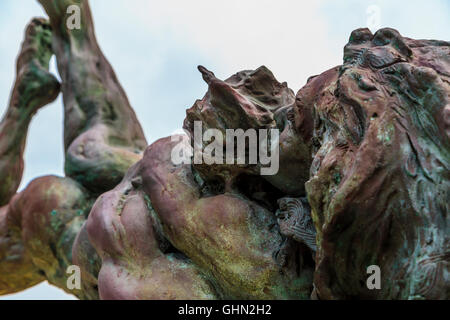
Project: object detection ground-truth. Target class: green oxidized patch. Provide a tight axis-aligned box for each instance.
[333,172,341,184]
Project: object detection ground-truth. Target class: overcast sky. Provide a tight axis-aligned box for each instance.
[0,0,448,300]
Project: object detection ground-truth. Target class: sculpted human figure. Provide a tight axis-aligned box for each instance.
[0,0,448,299]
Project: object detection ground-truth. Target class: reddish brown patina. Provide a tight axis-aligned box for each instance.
[0,0,448,300]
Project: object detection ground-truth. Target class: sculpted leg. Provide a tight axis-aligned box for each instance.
[0,18,60,206]
[0,18,97,297]
[0,176,94,297]
[38,0,147,194]
[2,0,150,298]
[0,204,44,294]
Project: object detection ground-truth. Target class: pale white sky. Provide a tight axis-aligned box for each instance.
[0,0,448,299]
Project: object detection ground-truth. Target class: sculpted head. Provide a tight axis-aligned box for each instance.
[299,28,450,299]
[181,65,314,196]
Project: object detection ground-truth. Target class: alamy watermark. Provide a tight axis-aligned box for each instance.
[366,4,381,32]
[367,265,381,290]
[170,121,280,175]
[66,4,81,30]
[66,265,81,290]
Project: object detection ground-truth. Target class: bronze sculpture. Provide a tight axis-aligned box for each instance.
[0,0,448,299]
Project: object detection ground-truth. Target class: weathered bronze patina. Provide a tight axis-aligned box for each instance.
[0,0,448,300]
